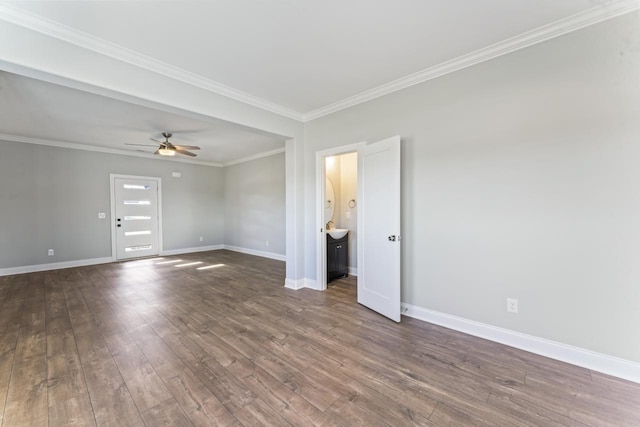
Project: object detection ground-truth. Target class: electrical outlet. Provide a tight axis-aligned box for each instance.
[199,236,203,242]
[98,212,106,219]
[266,240,270,247]
[507,298,519,314]
[48,249,54,256]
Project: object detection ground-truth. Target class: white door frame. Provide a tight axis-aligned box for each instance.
[315,142,366,290]
[109,174,163,260]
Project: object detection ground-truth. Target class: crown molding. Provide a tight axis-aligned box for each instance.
[223,147,286,167]
[0,133,224,167]
[1,1,638,124]
[0,133,285,168]
[0,3,305,122]
[301,0,640,121]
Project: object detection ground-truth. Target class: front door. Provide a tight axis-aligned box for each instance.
[357,136,401,322]
[113,177,160,260]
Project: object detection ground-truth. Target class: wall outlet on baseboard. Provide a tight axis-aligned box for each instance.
[507,298,519,314]
[48,249,54,256]
[199,236,203,242]
[266,240,270,247]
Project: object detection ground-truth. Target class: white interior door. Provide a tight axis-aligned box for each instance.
[114,177,160,260]
[357,136,401,322]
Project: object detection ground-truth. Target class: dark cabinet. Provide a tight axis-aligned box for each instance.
[327,233,348,283]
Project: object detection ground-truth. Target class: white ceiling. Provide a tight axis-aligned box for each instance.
[0,0,630,165]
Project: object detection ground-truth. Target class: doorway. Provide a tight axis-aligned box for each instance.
[325,152,358,283]
[110,174,162,260]
[316,142,365,290]
[316,136,402,322]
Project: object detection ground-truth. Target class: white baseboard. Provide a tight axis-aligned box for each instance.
[401,303,640,384]
[348,267,358,276]
[284,278,305,290]
[284,277,321,291]
[0,257,113,277]
[302,278,321,290]
[0,244,282,277]
[161,245,223,256]
[223,245,285,261]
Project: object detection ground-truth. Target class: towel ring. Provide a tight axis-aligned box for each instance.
[348,199,356,208]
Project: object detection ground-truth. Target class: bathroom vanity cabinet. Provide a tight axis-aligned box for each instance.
[327,233,348,283]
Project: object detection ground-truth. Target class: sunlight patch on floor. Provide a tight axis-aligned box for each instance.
[196,264,225,270]
[155,259,182,265]
[175,261,203,267]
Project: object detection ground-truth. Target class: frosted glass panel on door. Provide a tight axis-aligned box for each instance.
[125,245,153,252]
[123,184,151,190]
[124,230,152,236]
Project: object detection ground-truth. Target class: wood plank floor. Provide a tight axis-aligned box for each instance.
[0,250,639,426]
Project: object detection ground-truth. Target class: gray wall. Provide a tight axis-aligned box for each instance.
[0,140,224,268]
[303,13,640,362]
[223,153,286,256]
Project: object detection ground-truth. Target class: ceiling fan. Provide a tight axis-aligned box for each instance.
[125,132,201,157]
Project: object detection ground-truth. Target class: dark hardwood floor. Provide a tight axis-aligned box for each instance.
[0,250,638,426]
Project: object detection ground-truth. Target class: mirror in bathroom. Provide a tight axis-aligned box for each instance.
[325,178,335,224]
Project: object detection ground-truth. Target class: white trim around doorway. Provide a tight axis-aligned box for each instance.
[109,174,163,261]
[315,142,366,291]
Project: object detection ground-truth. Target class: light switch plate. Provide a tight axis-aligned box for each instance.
[172,172,182,178]
[98,212,106,219]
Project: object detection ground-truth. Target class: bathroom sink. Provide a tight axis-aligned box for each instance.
[327,229,349,239]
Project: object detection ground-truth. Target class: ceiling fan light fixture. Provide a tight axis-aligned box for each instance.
[158,147,176,156]
[124,132,199,157]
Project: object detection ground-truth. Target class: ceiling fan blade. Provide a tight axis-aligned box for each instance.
[153,149,159,155]
[175,148,197,157]
[125,143,158,147]
[174,145,201,150]
[150,137,165,143]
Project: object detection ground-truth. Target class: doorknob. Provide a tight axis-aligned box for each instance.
[388,235,396,241]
